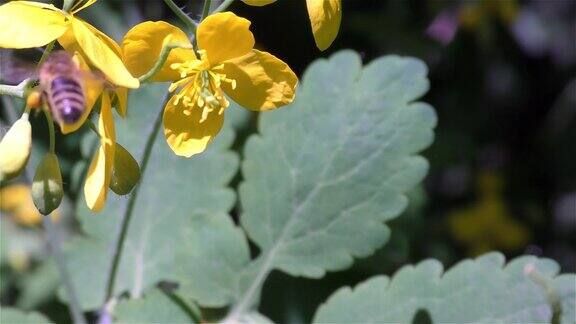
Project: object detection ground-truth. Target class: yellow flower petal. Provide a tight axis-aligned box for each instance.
[122,21,195,82]
[222,50,298,111]
[306,0,341,50]
[80,18,123,57]
[59,53,104,134]
[0,1,69,49]
[67,18,139,89]
[70,0,99,14]
[241,0,277,6]
[84,92,115,212]
[197,12,254,65]
[163,96,224,157]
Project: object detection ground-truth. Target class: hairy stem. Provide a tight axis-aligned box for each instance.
[99,95,167,321]
[163,0,198,33]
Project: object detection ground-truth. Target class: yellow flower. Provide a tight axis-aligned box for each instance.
[448,171,530,256]
[0,0,139,89]
[122,12,298,157]
[0,184,59,226]
[241,0,341,51]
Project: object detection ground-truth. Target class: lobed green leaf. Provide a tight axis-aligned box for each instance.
[313,253,576,323]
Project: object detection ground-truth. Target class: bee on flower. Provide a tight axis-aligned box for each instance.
[0,0,141,212]
[122,12,298,157]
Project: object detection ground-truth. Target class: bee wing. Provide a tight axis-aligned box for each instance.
[0,50,38,85]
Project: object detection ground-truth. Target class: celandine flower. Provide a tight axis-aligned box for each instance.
[241,0,341,50]
[0,0,139,89]
[122,12,298,157]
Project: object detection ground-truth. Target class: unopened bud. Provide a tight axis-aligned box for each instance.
[0,116,32,182]
[32,153,63,215]
[109,144,140,195]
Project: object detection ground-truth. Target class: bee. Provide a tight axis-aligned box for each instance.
[38,50,86,125]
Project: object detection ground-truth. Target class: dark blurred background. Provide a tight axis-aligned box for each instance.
[1,0,575,323]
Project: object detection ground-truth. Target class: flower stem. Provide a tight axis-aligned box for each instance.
[0,78,33,98]
[162,0,198,34]
[43,216,87,324]
[43,108,56,153]
[38,40,56,67]
[139,43,193,83]
[214,0,235,13]
[201,0,212,20]
[63,0,76,12]
[99,95,167,321]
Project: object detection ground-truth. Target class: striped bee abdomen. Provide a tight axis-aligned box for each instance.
[50,76,85,124]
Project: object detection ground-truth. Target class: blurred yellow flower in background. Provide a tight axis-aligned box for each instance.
[0,184,59,227]
[459,0,519,31]
[122,12,298,157]
[448,171,530,256]
[241,0,341,51]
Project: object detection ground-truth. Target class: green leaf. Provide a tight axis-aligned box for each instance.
[0,307,51,324]
[227,50,436,316]
[313,253,576,323]
[172,213,251,308]
[16,261,59,310]
[60,84,239,310]
[114,288,197,324]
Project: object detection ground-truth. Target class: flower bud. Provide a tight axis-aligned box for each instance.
[32,153,63,215]
[0,116,32,182]
[109,144,140,195]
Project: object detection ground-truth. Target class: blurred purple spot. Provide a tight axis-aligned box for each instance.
[426,10,459,46]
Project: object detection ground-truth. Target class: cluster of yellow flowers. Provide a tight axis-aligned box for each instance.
[0,0,341,214]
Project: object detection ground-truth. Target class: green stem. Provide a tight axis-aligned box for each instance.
[162,0,198,33]
[201,0,212,19]
[139,43,193,83]
[38,41,56,67]
[99,96,168,321]
[63,0,76,12]
[0,78,33,98]
[43,216,87,324]
[214,0,235,13]
[43,109,56,153]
